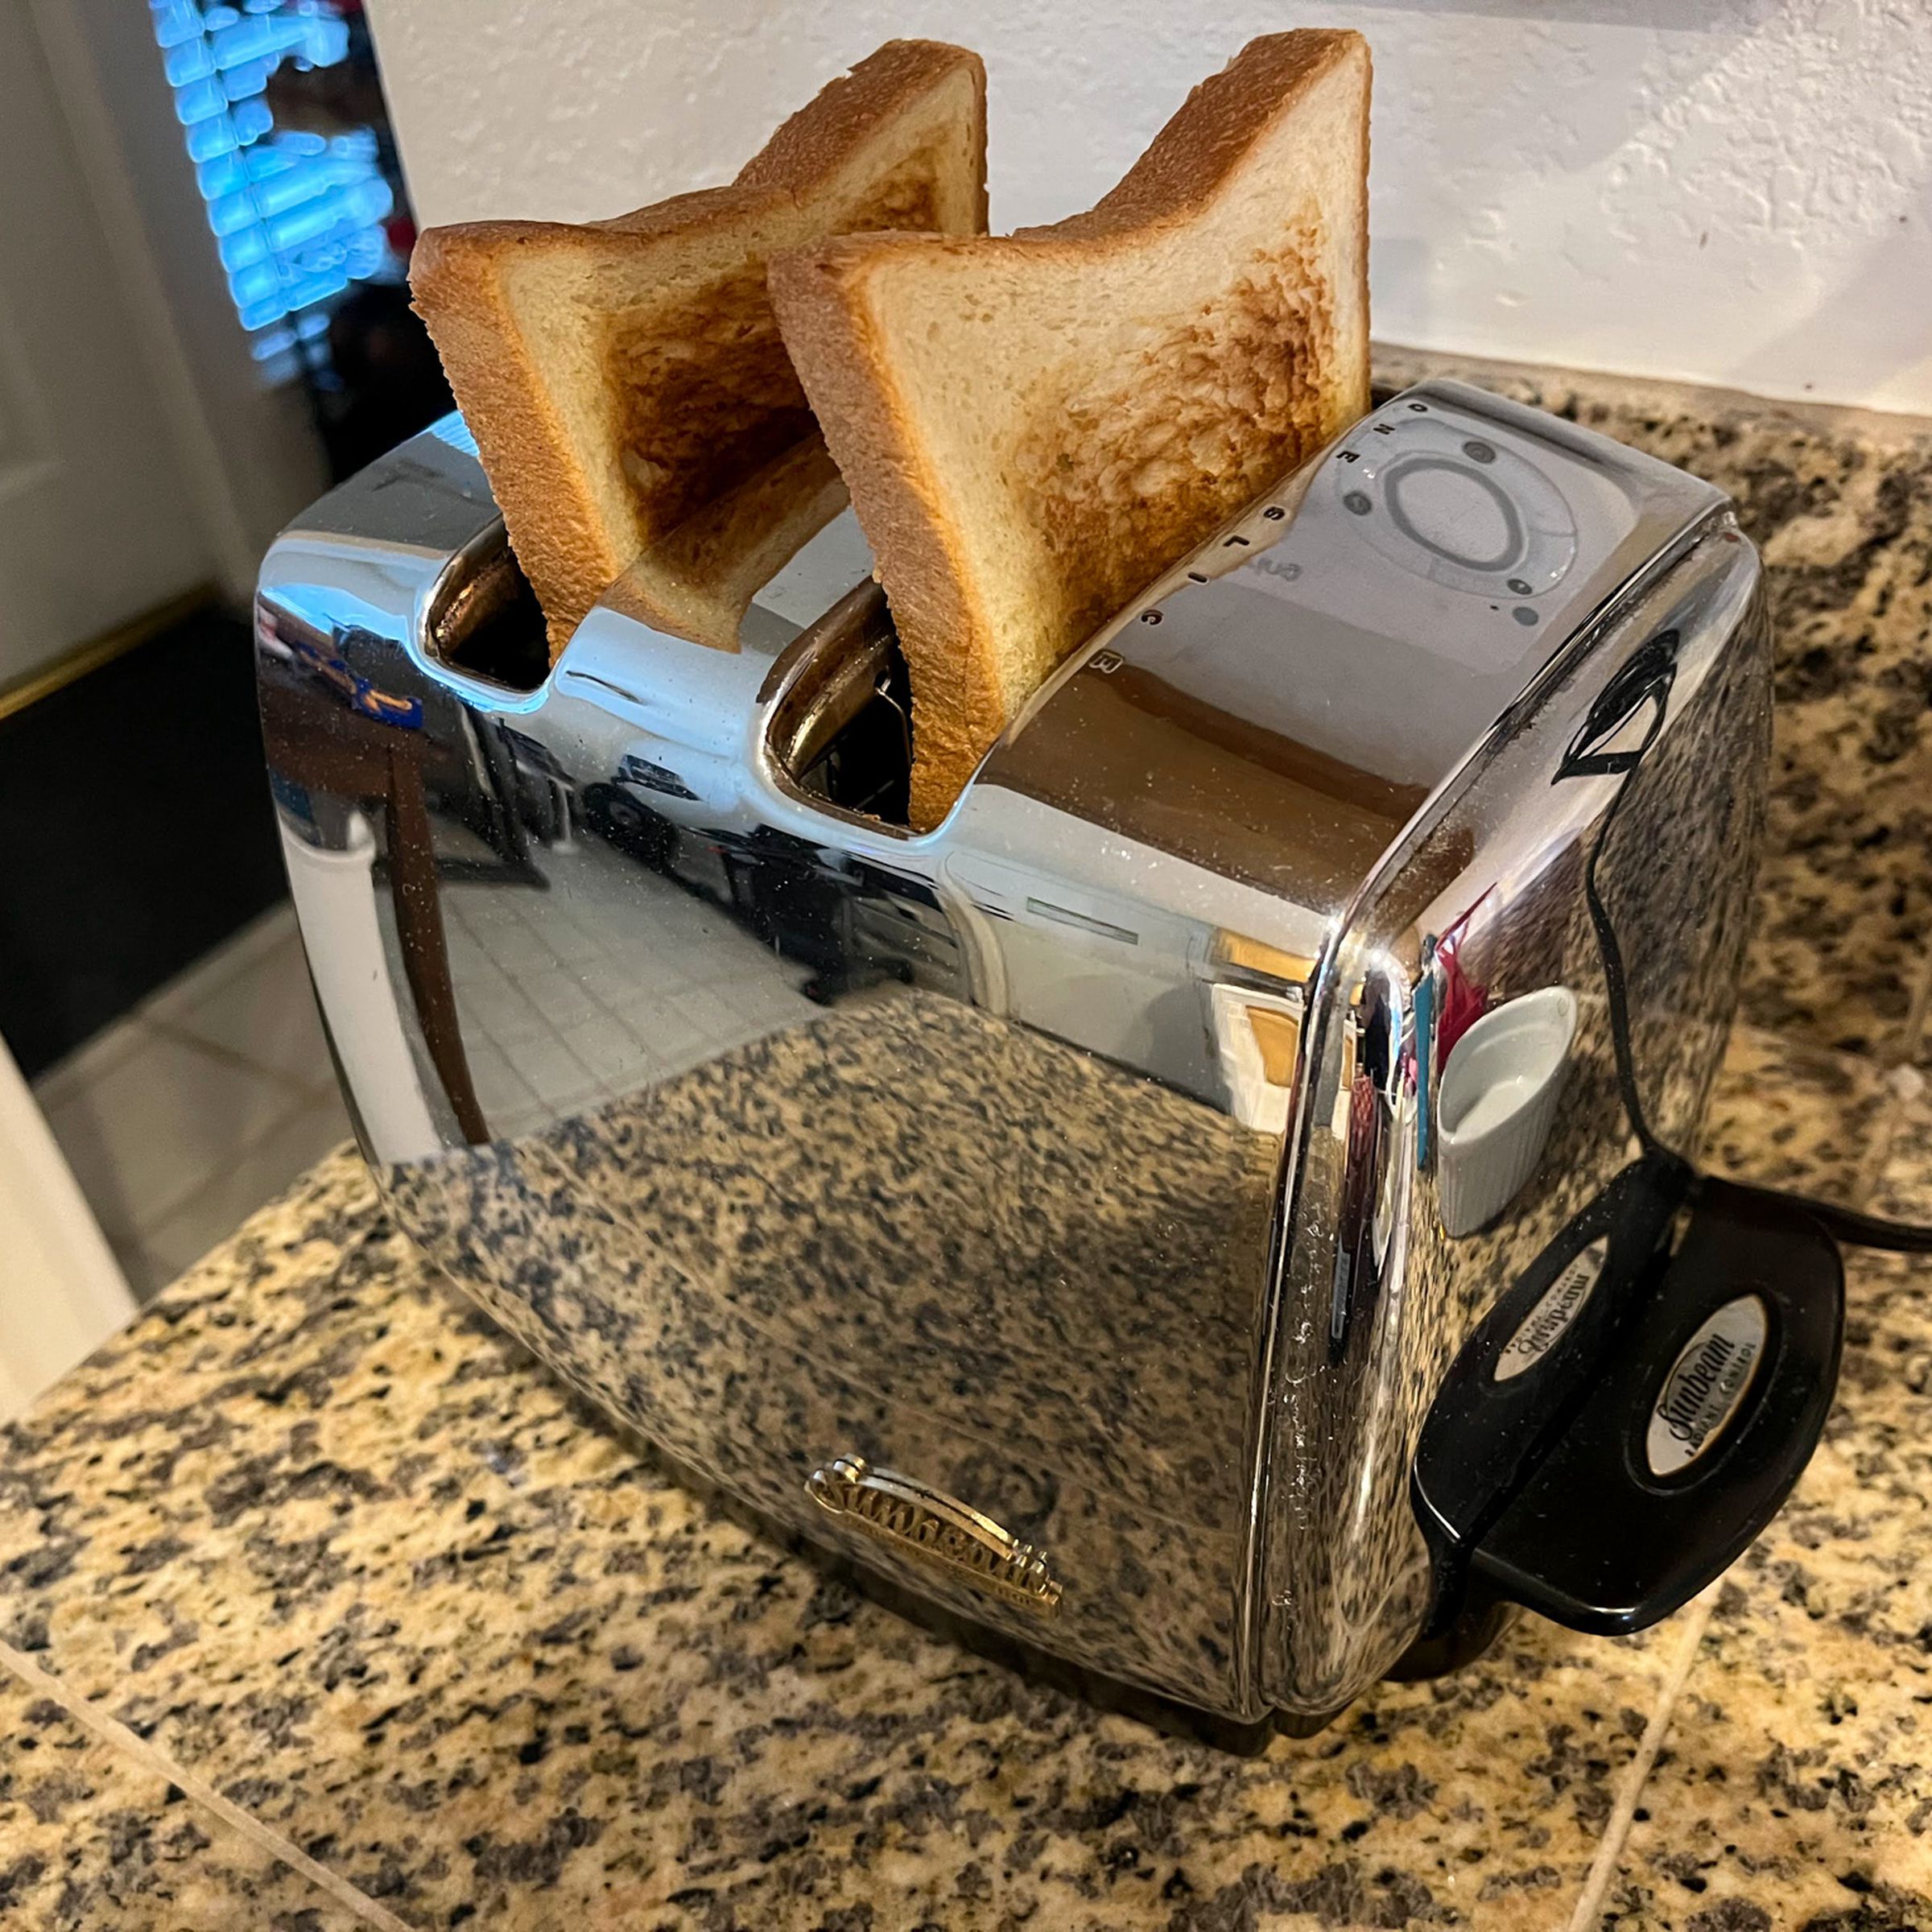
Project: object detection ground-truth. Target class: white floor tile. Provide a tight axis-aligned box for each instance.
[514,966,603,1030]
[556,1013,663,1092]
[474,919,559,976]
[497,1030,595,1113]
[670,985,759,1049]
[30,1013,151,1113]
[464,1035,539,1123]
[542,918,608,968]
[142,1092,351,1282]
[149,927,332,1091]
[609,994,708,1066]
[140,904,299,1029]
[613,942,700,1001]
[39,1030,299,1243]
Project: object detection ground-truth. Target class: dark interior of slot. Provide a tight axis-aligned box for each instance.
[763,580,913,828]
[428,531,550,691]
[430,528,915,827]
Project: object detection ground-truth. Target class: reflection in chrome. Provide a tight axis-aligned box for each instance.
[1435,985,1579,1237]
[258,382,1770,1727]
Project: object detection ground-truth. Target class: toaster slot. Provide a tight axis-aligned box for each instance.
[763,581,914,828]
[423,526,550,693]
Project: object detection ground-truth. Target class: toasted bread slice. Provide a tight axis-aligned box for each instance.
[771,31,1369,827]
[411,40,987,659]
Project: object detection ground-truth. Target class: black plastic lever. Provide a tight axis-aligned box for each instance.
[1413,1165,1844,1639]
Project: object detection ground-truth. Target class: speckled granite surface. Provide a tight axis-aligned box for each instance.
[3,1026,1923,1931]
[0,1673,362,1929]
[6,357,1932,1931]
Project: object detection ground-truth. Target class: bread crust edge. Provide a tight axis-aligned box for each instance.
[773,29,1372,827]
[410,39,989,663]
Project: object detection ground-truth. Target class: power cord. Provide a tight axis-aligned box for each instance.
[1558,626,1932,1257]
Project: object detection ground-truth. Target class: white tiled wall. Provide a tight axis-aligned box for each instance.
[33,906,350,1300]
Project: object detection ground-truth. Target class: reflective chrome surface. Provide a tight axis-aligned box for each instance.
[258,382,1769,1724]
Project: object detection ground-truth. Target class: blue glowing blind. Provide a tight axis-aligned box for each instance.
[151,0,395,371]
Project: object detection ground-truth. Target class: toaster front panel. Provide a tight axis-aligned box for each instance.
[258,449,1278,1715]
[371,993,1268,1710]
[360,979,1272,1715]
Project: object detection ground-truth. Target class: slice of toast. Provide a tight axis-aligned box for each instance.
[770,31,1370,828]
[411,40,986,659]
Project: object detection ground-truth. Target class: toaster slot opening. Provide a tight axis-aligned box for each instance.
[425,526,550,693]
[764,581,914,828]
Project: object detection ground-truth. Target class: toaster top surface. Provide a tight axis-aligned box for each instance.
[266,380,1731,939]
[1013,380,1729,799]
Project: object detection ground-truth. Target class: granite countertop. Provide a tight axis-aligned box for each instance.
[6,354,1932,1931]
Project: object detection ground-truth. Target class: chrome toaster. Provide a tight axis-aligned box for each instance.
[258,379,1847,1736]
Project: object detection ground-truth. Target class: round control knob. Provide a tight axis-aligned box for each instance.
[1385,459,1525,574]
[1328,413,1579,600]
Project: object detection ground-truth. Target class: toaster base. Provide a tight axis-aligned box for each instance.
[510,1348,1295,1752]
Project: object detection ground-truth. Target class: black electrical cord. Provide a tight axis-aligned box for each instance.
[1563,627,1932,1257]
[1577,718,1670,1165]
[1731,1183,1932,1255]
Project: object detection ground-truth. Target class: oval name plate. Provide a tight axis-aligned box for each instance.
[807,1455,1063,1617]
[1495,1237,1608,1381]
[1646,1295,1769,1476]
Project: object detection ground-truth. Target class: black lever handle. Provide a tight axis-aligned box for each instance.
[1413,1166,1843,1638]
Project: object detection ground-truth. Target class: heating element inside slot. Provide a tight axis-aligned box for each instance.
[763,581,914,828]
[426,527,549,692]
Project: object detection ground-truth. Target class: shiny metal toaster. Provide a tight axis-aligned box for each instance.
[257,379,1770,1731]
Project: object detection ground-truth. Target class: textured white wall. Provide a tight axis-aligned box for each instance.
[366,0,1932,414]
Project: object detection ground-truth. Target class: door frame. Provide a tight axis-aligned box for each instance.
[21,0,329,605]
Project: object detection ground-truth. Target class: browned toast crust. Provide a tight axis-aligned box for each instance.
[771,31,1369,827]
[739,38,989,227]
[411,41,985,660]
[767,242,1001,828]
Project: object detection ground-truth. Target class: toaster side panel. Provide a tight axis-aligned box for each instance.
[1253,518,1771,1717]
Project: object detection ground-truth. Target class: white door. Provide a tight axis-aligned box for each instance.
[0,0,212,687]
[0,1034,133,1420]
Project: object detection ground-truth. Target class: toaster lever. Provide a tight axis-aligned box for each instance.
[1412,1167,1844,1639]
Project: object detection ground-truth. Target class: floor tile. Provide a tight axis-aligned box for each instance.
[0,1670,370,1931]
[463,1035,541,1126]
[493,1027,595,1113]
[150,922,333,1092]
[142,1095,351,1284]
[1604,1081,1932,1927]
[669,983,762,1051]
[465,915,559,977]
[555,1011,663,1094]
[460,959,553,1047]
[539,918,608,968]
[510,964,604,1030]
[27,1012,151,1117]
[606,992,709,1068]
[139,903,299,1032]
[38,1029,296,1242]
